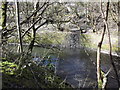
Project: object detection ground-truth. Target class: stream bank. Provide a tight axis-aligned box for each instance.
[80,32,119,57]
[8,30,120,57]
[2,62,72,88]
[1,50,72,89]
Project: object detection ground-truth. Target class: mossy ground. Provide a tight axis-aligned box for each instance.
[2,62,71,88]
[1,52,71,89]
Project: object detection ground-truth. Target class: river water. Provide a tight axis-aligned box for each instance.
[9,45,120,88]
[32,46,120,88]
[55,47,120,88]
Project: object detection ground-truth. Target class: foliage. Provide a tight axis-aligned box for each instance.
[44,3,70,30]
[40,55,57,71]
[0,61,17,75]
[1,49,71,88]
[81,33,119,53]
[8,37,19,43]
[80,34,92,48]
[2,62,71,88]
[35,32,67,45]
[1,1,119,89]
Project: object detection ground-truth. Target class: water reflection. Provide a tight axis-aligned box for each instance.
[56,48,120,88]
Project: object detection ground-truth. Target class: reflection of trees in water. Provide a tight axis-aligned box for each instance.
[57,48,97,88]
[64,31,80,48]
[74,71,97,88]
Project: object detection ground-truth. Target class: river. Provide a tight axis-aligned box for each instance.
[9,45,120,88]
[56,47,120,88]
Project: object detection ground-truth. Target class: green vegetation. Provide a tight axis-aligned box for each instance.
[80,33,119,53]
[80,34,92,48]
[9,32,67,45]
[1,1,119,89]
[36,32,67,45]
[9,32,118,54]
[0,61,17,75]
[1,56,71,88]
[2,64,71,88]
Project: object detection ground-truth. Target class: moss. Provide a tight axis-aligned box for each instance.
[0,61,17,75]
[98,80,103,88]
[2,63,71,88]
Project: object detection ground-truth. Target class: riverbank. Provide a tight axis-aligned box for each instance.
[2,61,72,89]
[81,32,120,57]
[8,41,120,57]
[8,29,119,57]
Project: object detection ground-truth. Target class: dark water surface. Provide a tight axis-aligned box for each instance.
[56,48,120,88]
[8,45,120,88]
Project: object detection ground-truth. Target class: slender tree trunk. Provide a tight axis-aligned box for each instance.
[86,2,89,21]
[97,1,109,88]
[15,0,23,53]
[28,1,39,53]
[118,1,120,56]
[1,1,8,59]
[102,1,120,87]
[107,17,120,88]
[105,3,120,88]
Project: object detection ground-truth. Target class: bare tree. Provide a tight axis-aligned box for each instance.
[118,1,120,56]
[28,1,39,53]
[15,0,23,53]
[97,1,120,88]
[97,1,109,88]
[106,2,120,88]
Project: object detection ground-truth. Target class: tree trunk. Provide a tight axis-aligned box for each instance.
[28,1,39,53]
[118,1,120,56]
[97,1,109,88]
[105,2,120,87]
[102,1,120,87]
[1,1,8,59]
[15,0,23,53]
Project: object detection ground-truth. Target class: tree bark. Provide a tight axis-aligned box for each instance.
[15,0,23,53]
[1,1,8,58]
[105,2,120,88]
[28,1,39,53]
[102,2,120,87]
[118,1,120,56]
[97,1,109,88]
